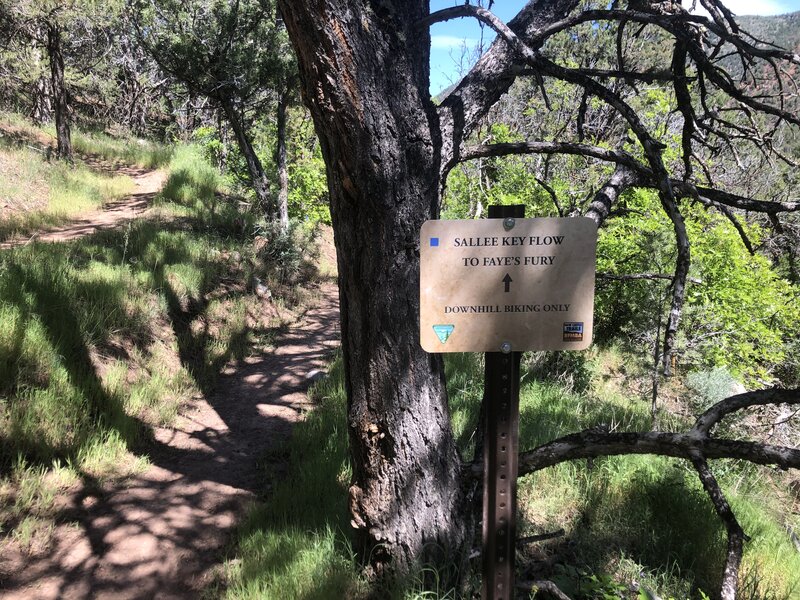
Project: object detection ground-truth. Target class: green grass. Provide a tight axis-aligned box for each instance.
[0,111,173,170]
[0,143,285,541]
[222,349,800,600]
[0,145,134,242]
[72,130,173,169]
[0,112,173,242]
[219,355,367,599]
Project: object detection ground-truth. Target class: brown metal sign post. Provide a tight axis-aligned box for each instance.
[419,207,597,599]
[482,204,524,600]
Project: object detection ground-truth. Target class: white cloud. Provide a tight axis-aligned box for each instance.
[431,35,479,49]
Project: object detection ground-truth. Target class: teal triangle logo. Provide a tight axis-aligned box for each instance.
[433,324,455,344]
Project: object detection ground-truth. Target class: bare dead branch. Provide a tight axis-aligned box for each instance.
[457,144,800,217]
[509,429,800,477]
[672,41,694,180]
[693,389,800,436]
[460,141,642,171]
[690,453,746,600]
[517,529,566,547]
[518,67,681,83]
[433,0,580,172]
[598,272,703,284]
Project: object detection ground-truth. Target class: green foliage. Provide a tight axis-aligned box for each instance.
[253,219,319,284]
[682,208,800,382]
[442,123,569,219]
[287,115,329,224]
[131,0,292,105]
[192,125,226,169]
[596,187,800,383]
[686,367,738,412]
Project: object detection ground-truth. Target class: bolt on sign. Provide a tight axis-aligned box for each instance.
[420,217,597,353]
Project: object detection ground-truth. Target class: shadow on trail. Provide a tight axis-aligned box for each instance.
[0,214,341,598]
[0,259,143,469]
[0,283,341,598]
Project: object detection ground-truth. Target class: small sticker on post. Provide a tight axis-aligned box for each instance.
[563,322,584,342]
[433,324,455,344]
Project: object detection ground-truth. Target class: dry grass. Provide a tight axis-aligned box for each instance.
[0,149,49,214]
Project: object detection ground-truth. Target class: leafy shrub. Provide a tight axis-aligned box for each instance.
[253,220,319,284]
[686,367,739,411]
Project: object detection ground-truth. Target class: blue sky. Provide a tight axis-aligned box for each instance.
[428,0,800,94]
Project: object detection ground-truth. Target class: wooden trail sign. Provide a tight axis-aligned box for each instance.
[420,209,598,600]
[420,217,597,353]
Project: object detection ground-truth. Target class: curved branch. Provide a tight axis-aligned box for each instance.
[457,142,800,216]
[435,0,580,173]
[527,9,800,66]
[690,453,746,600]
[420,5,509,31]
[460,141,644,171]
[680,183,800,214]
[693,389,800,436]
[500,390,800,478]
[511,429,800,476]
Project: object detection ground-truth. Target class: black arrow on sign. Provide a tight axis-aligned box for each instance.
[502,273,512,293]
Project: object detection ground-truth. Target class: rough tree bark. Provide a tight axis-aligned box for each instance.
[30,26,52,126]
[46,20,71,160]
[279,0,469,578]
[279,0,581,580]
[220,97,274,218]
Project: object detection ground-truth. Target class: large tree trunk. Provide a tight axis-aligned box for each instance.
[279,0,470,581]
[276,86,290,232]
[46,21,71,160]
[221,97,274,219]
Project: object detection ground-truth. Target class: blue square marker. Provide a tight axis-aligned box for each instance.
[430,237,439,247]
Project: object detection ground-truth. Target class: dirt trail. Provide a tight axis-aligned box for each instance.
[0,167,167,249]
[0,280,341,598]
[1,150,342,597]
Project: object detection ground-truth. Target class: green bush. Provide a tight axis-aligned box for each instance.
[686,367,739,412]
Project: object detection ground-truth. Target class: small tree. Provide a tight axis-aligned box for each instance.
[0,1,130,158]
[131,0,295,225]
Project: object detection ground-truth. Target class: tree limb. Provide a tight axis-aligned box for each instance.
[693,389,800,436]
[433,0,580,175]
[465,390,800,479]
[598,272,703,284]
[460,141,643,171]
[690,453,746,600]
[585,165,639,227]
[508,429,800,477]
